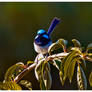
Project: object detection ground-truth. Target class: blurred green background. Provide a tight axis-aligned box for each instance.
[0,2,92,89]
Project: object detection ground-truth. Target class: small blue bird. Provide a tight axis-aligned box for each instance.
[34,17,60,55]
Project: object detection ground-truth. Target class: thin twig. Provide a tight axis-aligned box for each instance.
[85,57,92,62]
[14,52,69,83]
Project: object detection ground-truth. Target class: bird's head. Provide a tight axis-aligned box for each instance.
[34,29,51,47]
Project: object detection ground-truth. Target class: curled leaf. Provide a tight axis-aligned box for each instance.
[48,42,60,55]
[72,39,81,48]
[57,38,68,50]
[4,63,25,82]
[48,39,67,55]
[86,43,92,53]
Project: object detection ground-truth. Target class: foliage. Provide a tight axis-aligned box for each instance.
[19,80,32,90]
[0,81,22,90]
[0,38,92,90]
[89,71,92,87]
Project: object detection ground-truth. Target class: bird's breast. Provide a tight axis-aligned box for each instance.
[33,41,52,54]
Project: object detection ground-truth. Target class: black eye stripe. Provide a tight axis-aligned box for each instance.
[35,36,51,46]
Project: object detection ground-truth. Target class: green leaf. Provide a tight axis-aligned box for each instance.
[0,81,22,90]
[89,71,92,87]
[53,58,62,70]
[35,60,52,90]
[35,59,44,80]
[27,61,34,65]
[48,39,67,55]
[71,47,82,52]
[86,43,92,52]
[57,38,68,50]
[59,49,82,85]
[59,71,65,86]
[39,77,46,90]
[79,58,86,71]
[77,65,87,90]
[59,58,65,86]
[72,39,81,48]
[41,61,52,90]
[64,51,80,79]
[48,42,60,55]
[4,62,25,82]
[19,80,32,90]
[86,53,92,57]
[68,58,77,83]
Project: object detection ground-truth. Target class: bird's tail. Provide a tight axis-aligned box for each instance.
[47,17,60,36]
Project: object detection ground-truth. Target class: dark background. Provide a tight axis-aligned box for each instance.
[0,2,92,90]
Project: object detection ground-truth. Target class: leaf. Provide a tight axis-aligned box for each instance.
[86,43,92,52]
[59,71,65,86]
[35,59,46,90]
[59,58,65,86]
[57,38,68,50]
[68,58,77,83]
[79,58,86,71]
[19,80,32,90]
[39,77,46,90]
[89,71,92,87]
[35,60,52,90]
[86,53,92,57]
[59,49,82,85]
[42,62,52,90]
[48,39,67,55]
[4,63,25,82]
[48,42,60,55]
[27,61,34,65]
[35,59,44,80]
[53,58,62,70]
[64,51,80,79]
[72,39,81,48]
[71,47,82,52]
[0,81,22,90]
[77,64,87,90]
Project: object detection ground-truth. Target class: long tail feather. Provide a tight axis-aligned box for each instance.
[47,17,60,36]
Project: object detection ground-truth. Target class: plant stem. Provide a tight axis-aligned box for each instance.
[85,57,92,62]
[14,63,37,83]
[14,52,69,83]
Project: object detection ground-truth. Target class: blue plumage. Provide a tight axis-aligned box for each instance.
[47,17,60,36]
[37,29,46,35]
[34,17,60,54]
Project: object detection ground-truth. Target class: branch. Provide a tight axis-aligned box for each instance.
[85,57,92,62]
[14,63,37,83]
[14,52,69,83]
